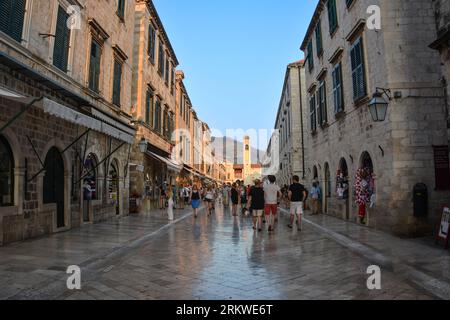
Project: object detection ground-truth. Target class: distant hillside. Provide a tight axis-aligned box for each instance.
[211,136,264,164]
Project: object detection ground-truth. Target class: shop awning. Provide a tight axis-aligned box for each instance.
[0,85,135,144]
[146,151,182,173]
[39,98,134,144]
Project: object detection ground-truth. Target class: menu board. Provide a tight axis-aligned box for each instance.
[433,146,450,190]
[436,205,450,249]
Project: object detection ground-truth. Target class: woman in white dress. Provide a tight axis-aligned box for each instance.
[167,187,174,221]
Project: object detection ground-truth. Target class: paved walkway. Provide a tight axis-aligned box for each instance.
[0,202,439,300]
[288,210,450,300]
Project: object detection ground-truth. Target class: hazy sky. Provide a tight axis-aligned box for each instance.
[153,0,317,149]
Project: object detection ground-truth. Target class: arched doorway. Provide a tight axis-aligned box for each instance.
[313,166,318,181]
[0,135,14,207]
[83,153,98,222]
[108,160,120,215]
[337,158,349,220]
[357,152,375,225]
[43,147,65,228]
[324,163,331,213]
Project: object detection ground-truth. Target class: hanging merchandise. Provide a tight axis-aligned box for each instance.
[355,168,374,220]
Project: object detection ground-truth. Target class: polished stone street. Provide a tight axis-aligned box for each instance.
[0,203,446,300]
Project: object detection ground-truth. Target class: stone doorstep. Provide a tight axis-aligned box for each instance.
[278,208,449,300]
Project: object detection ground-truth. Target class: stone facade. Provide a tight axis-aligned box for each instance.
[129,0,179,210]
[430,0,450,130]
[274,61,308,187]
[300,0,450,236]
[0,0,136,245]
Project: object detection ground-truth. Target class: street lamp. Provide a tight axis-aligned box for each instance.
[139,137,147,154]
[368,88,391,122]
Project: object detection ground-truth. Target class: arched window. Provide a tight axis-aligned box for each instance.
[360,152,374,174]
[313,166,318,180]
[0,135,14,207]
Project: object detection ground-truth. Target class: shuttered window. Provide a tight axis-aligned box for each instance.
[315,20,323,56]
[154,98,161,133]
[117,0,125,20]
[170,66,175,95]
[165,56,169,86]
[327,0,338,35]
[332,62,344,114]
[148,24,156,64]
[0,0,26,42]
[112,59,122,106]
[350,37,367,101]
[158,40,165,77]
[310,94,317,133]
[307,41,314,72]
[145,88,154,127]
[53,6,71,72]
[318,81,328,126]
[88,40,102,92]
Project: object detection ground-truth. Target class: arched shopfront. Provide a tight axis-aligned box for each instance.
[43,147,65,228]
[337,158,350,220]
[0,135,14,207]
[108,159,120,215]
[83,153,99,222]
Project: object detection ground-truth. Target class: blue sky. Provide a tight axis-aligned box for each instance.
[153,0,317,149]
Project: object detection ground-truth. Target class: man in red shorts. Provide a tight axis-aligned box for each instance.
[264,175,281,232]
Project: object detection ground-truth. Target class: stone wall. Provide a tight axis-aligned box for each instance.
[301,0,450,236]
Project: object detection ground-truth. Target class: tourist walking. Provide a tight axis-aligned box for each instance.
[204,186,215,217]
[241,184,248,215]
[231,183,239,216]
[248,179,265,231]
[167,187,174,221]
[288,176,307,231]
[190,185,201,219]
[310,181,321,215]
[263,175,281,232]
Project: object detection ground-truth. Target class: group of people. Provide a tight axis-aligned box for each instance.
[162,176,322,235]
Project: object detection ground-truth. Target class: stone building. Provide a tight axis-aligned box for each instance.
[0,0,136,245]
[174,70,200,185]
[300,0,450,236]
[222,136,262,185]
[129,0,181,210]
[273,60,308,187]
[430,0,450,133]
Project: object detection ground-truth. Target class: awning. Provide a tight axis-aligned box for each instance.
[39,98,134,144]
[182,165,202,178]
[0,85,135,144]
[146,151,182,173]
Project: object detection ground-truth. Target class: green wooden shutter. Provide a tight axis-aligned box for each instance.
[351,38,367,100]
[307,41,314,72]
[112,60,122,106]
[327,0,338,35]
[53,6,71,72]
[0,0,26,42]
[117,0,125,19]
[315,21,323,56]
[89,41,101,92]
